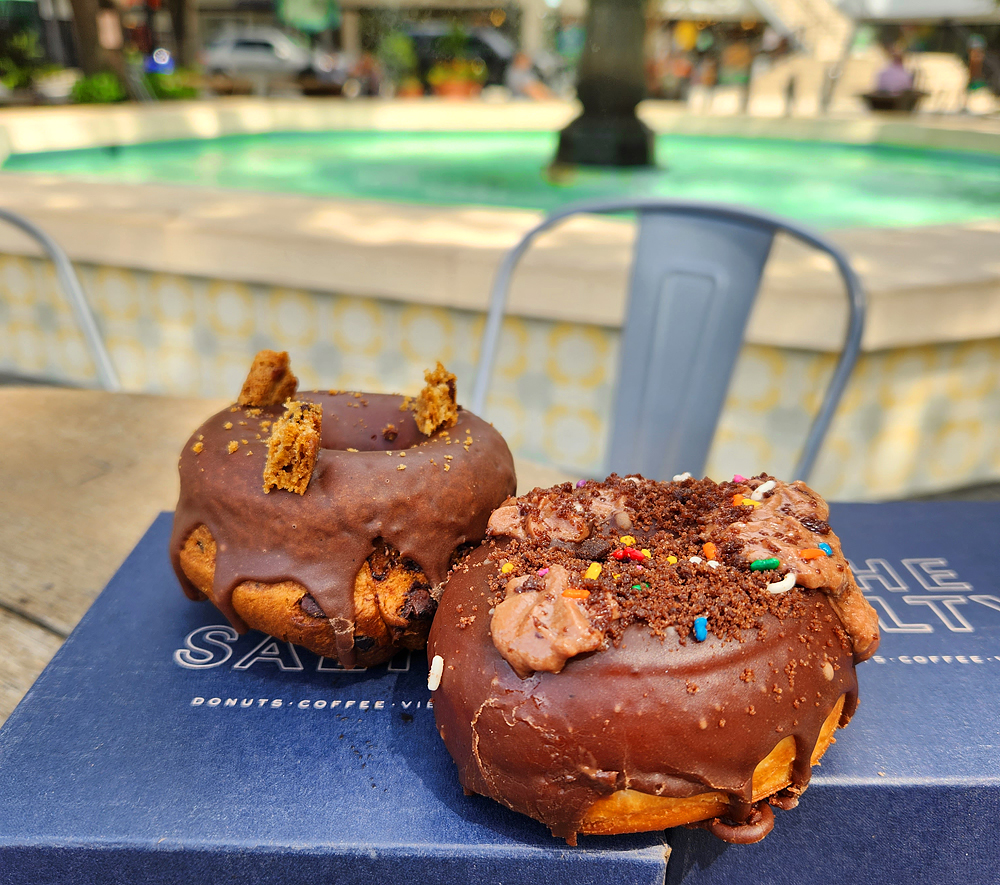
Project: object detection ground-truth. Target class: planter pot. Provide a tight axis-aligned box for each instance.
[432,80,482,99]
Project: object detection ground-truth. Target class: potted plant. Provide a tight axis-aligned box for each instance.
[425,24,487,98]
[427,57,486,98]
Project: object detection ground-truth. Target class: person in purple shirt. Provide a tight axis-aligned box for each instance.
[876,48,914,94]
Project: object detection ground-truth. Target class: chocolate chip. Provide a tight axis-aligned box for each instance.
[519,575,544,593]
[800,517,831,535]
[299,594,325,618]
[400,586,436,621]
[577,538,613,561]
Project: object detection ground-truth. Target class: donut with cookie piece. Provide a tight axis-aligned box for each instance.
[170,351,516,668]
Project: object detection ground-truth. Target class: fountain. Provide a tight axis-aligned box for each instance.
[554,0,655,168]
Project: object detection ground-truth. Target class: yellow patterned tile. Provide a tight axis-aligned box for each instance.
[726,345,785,412]
[55,328,93,380]
[545,325,608,389]
[877,346,942,410]
[864,420,922,496]
[352,371,395,393]
[159,347,202,395]
[810,436,856,499]
[706,428,776,480]
[92,267,140,322]
[270,287,318,348]
[0,255,36,305]
[543,405,603,468]
[105,337,148,390]
[400,305,454,366]
[206,280,254,337]
[493,317,529,380]
[11,324,44,372]
[216,349,257,396]
[332,298,384,357]
[1,250,997,500]
[944,340,1000,400]
[151,273,196,326]
[483,395,525,452]
[837,353,877,413]
[801,352,839,412]
[927,418,985,479]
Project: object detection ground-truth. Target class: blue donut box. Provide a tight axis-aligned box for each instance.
[1,503,999,884]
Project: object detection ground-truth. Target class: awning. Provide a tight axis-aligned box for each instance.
[836,0,1000,21]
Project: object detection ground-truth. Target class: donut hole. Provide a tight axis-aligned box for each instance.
[318,404,425,454]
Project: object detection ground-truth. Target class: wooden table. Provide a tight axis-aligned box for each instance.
[0,388,571,726]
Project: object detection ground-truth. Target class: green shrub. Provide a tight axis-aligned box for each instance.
[144,70,199,100]
[0,31,44,90]
[71,71,127,104]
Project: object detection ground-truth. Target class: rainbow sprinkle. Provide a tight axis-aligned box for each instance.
[818,543,833,556]
[694,617,708,642]
[799,548,827,560]
[612,547,648,562]
[766,572,797,594]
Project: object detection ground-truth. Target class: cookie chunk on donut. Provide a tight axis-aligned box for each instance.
[428,474,879,845]
[170,351,516,668]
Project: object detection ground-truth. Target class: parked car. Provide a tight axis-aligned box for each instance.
[202,26,347,93]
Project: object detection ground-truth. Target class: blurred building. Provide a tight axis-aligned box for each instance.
[837,0,1000,21]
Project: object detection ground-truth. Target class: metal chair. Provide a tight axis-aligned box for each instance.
[470,198,865,484]
[0,208,120,391]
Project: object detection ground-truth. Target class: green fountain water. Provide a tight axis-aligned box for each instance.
[4,130,999,229]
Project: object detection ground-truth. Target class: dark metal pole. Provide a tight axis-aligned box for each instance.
[555,0,654,167]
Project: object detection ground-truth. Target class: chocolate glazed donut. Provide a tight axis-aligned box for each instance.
[430,545,857,844]
[427,475,878,845]
[170,392,516,667]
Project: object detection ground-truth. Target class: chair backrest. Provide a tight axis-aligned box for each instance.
[0,208,120,391]
[470,198,865,484]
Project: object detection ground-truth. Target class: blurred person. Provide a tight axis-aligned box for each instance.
[505,52,553,100]
[348,52,382,97]
[875,47,914,94]
[966,35,987,91]
[688,54,717,113]
[784,73,796,117]
[961,35,987,113]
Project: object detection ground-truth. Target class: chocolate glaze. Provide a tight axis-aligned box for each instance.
[429,544,858,844]
[170,392,516,666]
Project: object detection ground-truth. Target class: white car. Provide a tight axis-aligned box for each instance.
[203,27,334,78]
